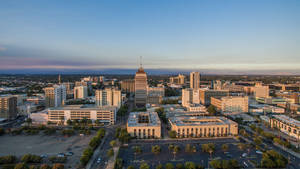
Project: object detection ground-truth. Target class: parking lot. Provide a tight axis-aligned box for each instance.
[0,134,94,168]
[118,138,262,168]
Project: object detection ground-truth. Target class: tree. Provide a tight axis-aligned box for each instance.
[140,163,150,169]
[254,137,262,146]
[176,163,184,169]
[107,148,114,157]
[0,128,5,136]
[52,164,64,169]
[185,144,196,153]
[165,163,174,169]
[201,143,215,158]
[110,140,117,147]
[156,164,163,169]
[221,144,229,152]
[14,163,29,169]
[209,160,222,169]
[127,166,135,169]
[237,143,246,150]
[185,162,196,169]
[26,118,32,126]
[133,146,142,160]
[114,158,123,169]
[172,145,180,160]
[207,105,217,115]
[168,144,174,153]
[66,119,72,126]
[151,145,161,155]
[40,164,51,169]
[168,131,177,138]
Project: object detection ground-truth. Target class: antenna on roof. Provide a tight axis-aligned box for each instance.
[139,56,143,68]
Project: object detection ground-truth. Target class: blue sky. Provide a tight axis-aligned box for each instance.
[0,0,299,72]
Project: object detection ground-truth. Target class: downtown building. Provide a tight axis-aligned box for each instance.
[127,111,161,139]
[48,105,117,125]
[169,74,185,85]
[74,86,88,99]
[120,79,135,93]
[181,88,201,107]
[211,96,249,113]
[0,95,18,120]
[270,115,300,139]
[199,88,229,106]
[95,88,122,108]
[135,66,148,108]
[44,85,66,108]
[169,116,238,138]
[190,72,200,89]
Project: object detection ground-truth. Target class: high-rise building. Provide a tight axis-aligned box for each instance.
[182,88,200,107]
[169,74,185,85]
[44,85,66,108]
[121,79,135,93]
[0,96,17,119]
[95,88,122,108]
[190,72,200,89]
[74,86,88,99]
[199,89,229,106]
[135,66,148,108]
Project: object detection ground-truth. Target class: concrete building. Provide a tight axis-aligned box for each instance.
[30,112,48,125]
[254,83,269,98]
[135,66,148,108]
[211,96,249,113]
[48,105,117,125]
[0,96,18,120]
[190,72,200,89]
[147,86,165,96]
[120,79,135,93]
[44,85,66,108]
[186,104,207,112]
[127,112,161,139]
[74,86,88,99]
[169,74,185,85]
[182,88,200,107]
[199,89,229,106]
[169,116,238,138]
[95,88,122,108]
[270,115,300,139]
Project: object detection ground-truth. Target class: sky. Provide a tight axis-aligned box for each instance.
[0,0,300,73]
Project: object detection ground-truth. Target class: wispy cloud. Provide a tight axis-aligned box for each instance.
[0,46,6,51]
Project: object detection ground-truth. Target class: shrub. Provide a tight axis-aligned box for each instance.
[49,156,67,163]
[21,154,42,163]
[0,155,17,164]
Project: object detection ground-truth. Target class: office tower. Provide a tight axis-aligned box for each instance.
[181,88,200,107]
[95,88,122,108]
[254,83,269,98]
[0,96,17,119]
[135,66,148,108]
[169,74,185,85]
[44,85,66,108]
[211,96,249,113]
[199,89,229,106]
[120,79,135,93]
[74,86,88,99]
[190,72,200,89]
[62,82,74,96]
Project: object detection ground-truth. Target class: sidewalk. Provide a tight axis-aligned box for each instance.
[105,147,120,169]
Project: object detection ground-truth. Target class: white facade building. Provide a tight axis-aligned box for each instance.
[74,86,88,99]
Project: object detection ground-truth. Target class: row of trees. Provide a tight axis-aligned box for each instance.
[260,150,288,168]
[209,159,239,169]
[127,161,204,169]
[80,128,106,166]
[115,128,131,144]
[1,163,64,169]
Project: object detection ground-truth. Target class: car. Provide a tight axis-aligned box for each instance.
[57,153,65,157]
[242,153,247,157]
[97,157,101,164]
[66,152,74,156]
[243,162,248,167]
[256,150,263,154]
[226,154,232,158]
[40,154,47,158]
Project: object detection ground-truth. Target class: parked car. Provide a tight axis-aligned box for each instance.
[242,153,247,157]
[97,157,101,164]
[57,153,65,157]
[256,150,263,154]
[66,152,74,156]
[40,154,47,158]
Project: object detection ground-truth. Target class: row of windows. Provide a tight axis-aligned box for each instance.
[133,128,156,138]
[273,121,299,134]
[177,127,228,135]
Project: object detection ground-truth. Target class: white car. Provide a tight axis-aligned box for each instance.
[97,157,101,164]
[242,153,247,157]
[256,150,263,154]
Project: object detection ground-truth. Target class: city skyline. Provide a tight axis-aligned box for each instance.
[0,0,300,73]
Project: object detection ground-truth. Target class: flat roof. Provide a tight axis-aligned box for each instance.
[127,112,161,127]
[48,105,117,111]
[169,116,236,127]
[272,115,300,128]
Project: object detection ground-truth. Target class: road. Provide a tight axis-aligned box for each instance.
[90,95,134,169]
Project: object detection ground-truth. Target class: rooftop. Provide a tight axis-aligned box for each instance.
[48,105,117,111]
[272,115,300,128]
[127,112,161,127]
[169,116,237,126]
